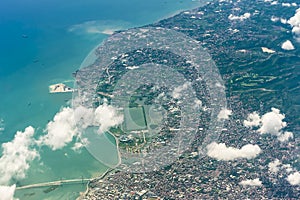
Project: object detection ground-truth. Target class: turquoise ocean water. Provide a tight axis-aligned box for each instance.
[0,0,207,199]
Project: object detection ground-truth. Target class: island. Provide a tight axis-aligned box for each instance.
[49,83,74,93]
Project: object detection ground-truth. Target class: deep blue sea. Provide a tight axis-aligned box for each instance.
[0,0,207,199]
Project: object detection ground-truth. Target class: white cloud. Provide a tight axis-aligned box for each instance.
[40,107,77,150]
[244,108,294,142]
[282,2,297,7]
[94,104,124,133]
[261,47,276,53]
[240,178,262,186]
[282,3,291,7]
[0,126,39,185]
[243,112,261,127]
[278,131,293,142]
[0,118,4,133]
[283,164,293,173]
[72,138,89,151]
[268,159,281,173]
[171,82,191,99]
[268,159,296,177]
[292,26,300,36]
[287,172,300,185]
[0,185,17,200]
[288,9,300,41]
[206,142,261,161]
[271,1,278,5]
[73,106,95,129]
[281,40,295,50]
[257,108,286,135]
[39,104,123,150]
[193,99,203,109]
[271,16,279,22]
[217,108,232,120]
[280,18,287,24]
[228,13,251,21]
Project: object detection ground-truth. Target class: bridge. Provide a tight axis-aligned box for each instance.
[16,168,114,191]
[16,178,92,190]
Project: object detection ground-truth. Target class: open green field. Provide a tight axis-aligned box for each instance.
[123,106,147,131]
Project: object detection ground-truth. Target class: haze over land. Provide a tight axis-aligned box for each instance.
[0,0,299,199]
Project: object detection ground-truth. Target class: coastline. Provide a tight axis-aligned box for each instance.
[73,0,300,199]
[77,168,114,200]
[75,3,207,199]
[1,1,210,200]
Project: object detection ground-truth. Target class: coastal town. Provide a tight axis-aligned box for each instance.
[77,0,299,199]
